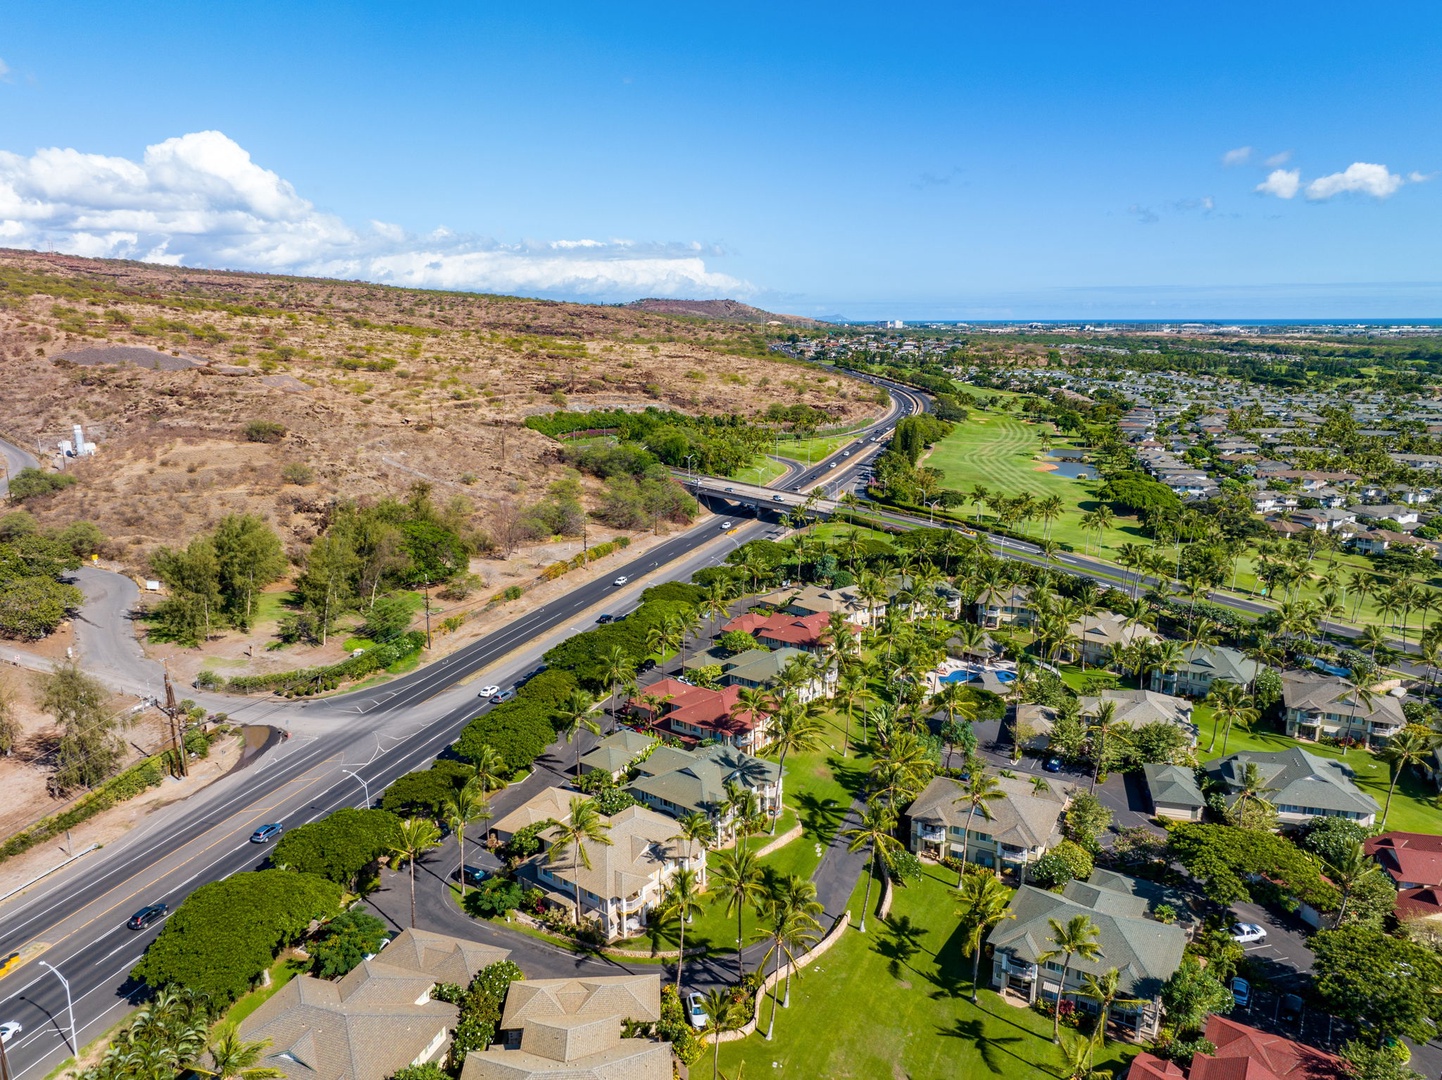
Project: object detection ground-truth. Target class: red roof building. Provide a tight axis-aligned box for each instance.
[1365,832,1442,919]
[1128,1017,1341,1080]
[628,678,768,753]
[721,610,849,653]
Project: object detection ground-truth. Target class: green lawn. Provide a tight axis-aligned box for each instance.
[732,456,789,487]
[1194,722,1442,834]
[717,869,1136,1080]
[776,433,857,466]
[224,955,307,1025]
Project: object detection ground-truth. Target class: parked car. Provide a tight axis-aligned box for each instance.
[1230,976,1250,1007]
[685,991,708,1029]
[490,688,517,704]
[0,1022,21,1046]
[457,865,488,888]
[613,576,628,586]
[595,614,614,624]
[1229,922,1267,944]
[1043,756,1063,773]
[127,903,168,930]
[249,822,284,843]
[477,684,501,698]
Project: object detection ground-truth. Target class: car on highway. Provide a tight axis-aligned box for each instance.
[477,684,501,697]
[724,486,734,493]
[771,494,784,502]
[685,991,708,1029]
[457,865,489,888]
[1043,756,1063,773]
[250,822,284,844]
[613,575,628,586]
[490,688,517,704]
[127,903,168,930]
[1230,976,1250,1007]
[1229,922,1267,944]
[0,1022,21,1046]
[718,520,732,529]
[828,461,837,468]
[595,614,614,624]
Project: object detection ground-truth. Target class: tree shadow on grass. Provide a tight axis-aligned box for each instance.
[927,916,972,1000]
[873,914,931,981]
[936,1017,1029,1075]
[794,791,847,844]
[825,754,872,802]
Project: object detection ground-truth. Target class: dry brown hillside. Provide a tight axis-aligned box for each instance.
[0,251,879,567]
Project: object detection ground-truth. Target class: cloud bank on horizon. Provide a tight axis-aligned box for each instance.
[0,130,749,299]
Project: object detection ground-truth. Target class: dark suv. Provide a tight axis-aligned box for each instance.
[127,903,168,930]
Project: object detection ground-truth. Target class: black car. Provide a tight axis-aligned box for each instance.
[596,614,615,624]
[127,903,168,930]
[457,865,488,888]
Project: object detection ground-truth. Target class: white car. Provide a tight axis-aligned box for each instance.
[477,685,500,698]
[718,520,733,529]
[613,576,628,586]
[685,991,707,1029]
[0,1021,21,1045]
[1229,923,1267,945]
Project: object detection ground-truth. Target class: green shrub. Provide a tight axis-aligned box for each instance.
[309,908,390,978]
[271,807,402,889]
[6,468,77,501]
[244,420,287,443]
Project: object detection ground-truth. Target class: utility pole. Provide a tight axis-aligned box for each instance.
[162,665,187,778]
[423,580,433,649]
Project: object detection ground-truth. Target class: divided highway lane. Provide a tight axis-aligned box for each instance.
[0,515,774,1078]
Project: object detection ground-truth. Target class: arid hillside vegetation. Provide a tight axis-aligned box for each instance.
[0,250,880,569]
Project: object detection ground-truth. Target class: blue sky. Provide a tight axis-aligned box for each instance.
[2,2,1439,317]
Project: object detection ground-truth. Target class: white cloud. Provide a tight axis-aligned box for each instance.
[1222,146,1252,166]
[1264,150,1292,167]
[0,131,748,299]
[1255,168,1301,199]
[1408,171,1432,184]
[0,59,10,81]
[1305,161,1404,200]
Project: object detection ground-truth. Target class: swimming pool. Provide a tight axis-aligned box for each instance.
[938,668,1015,685]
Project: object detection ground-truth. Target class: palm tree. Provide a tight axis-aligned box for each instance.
[969,483,990,524]
[466,744,508,796]
[391,816,442,928]
[710,844,767,981]
[443,779,491,898]
[1077,967,1146,1058]
[1084,700,1127,795]
[956,872,1014,1004]
[871,729,935,808]
[761,694,825,833]
[1230,762,1279,828]
[756,876,823,1038]
[1206,680,1256,755]
[953,767,1007,875]
[659,867,705,990]
[202,1025,284,1080]
[1325,840,1386,926]
[834,668,867,759]
[700,988,741,1080]
[1058,1028,1099,1080]
[545,797,613,927]
[1038,914,1103,1042]
[672,811,716,856]
[1379,729,1439,828]
[556,688,601,775]
[600,645,636,730]
[843,800,903,934]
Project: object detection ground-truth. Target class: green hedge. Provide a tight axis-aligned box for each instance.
[0,755,166,864]
[454,669,579,773]
[227,631,426,695]
[271,807,401,888]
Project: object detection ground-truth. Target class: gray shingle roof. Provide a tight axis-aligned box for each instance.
[627,743,778,819]
[1204,748,1380,817]
[907,774,1070,850]
[1143,764,1206,810]
[988,875,1187,999]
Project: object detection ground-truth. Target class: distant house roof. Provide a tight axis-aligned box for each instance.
[579,730,656,775]
[1068,611,1159,651]
[463,975,670,1080]
[628,679,765,739]
[988,873,1186,999]
[908,773,1071,851]
[1172,644,1258,686]
[491,787,578,841]
[1143,764,1207,811]
[524,805,698,903]
[1365,832,1442,890]
[240,930,510,1080]
[1079,689,1193,730]
[1281,669,1407,727]
[1128,1016,1343,1080]
[1204,748,1380,818]
[627,743,779,819]
[784,583,869,618]
[722,646,813,687]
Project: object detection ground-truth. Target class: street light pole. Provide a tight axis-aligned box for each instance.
[38,961,77,1055]
[342,769,370,807]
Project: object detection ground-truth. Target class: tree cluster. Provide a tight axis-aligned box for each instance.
[149,513,287,645]
[0,528,84,640]
[271,807,403,890]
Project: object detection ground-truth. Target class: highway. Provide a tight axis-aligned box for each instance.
[0,383,920,1077]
